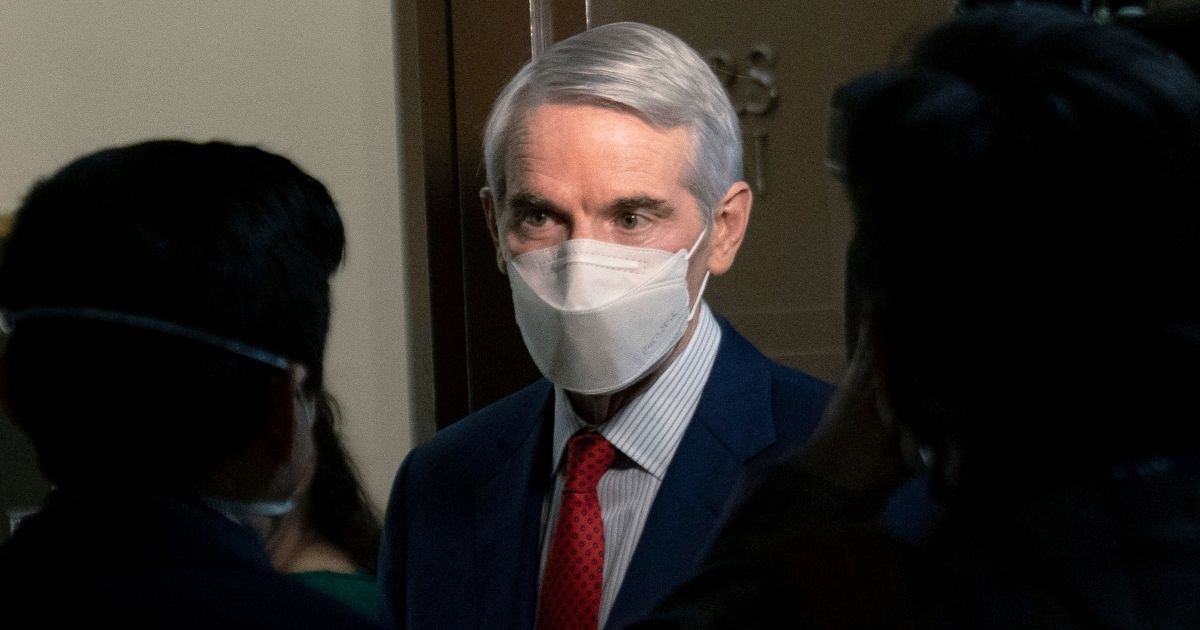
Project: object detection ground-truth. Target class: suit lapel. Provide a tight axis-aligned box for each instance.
[606,323,779,628]
[472,385,555,630]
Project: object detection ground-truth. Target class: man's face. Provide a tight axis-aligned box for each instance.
[489,103,712,300]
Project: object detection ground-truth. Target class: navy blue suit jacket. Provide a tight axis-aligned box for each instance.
[379,320,832,629]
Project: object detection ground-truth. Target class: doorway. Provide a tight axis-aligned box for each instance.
[412,0,950,429]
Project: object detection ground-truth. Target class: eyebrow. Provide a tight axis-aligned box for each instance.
[507,191,561,213]
[507,191,674,217]
[611,195,674,217]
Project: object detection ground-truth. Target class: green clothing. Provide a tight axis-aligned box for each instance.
[292,571,381,620]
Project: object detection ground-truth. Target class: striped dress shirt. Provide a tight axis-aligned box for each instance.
[539,303,722,629]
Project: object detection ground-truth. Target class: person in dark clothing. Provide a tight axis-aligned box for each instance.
[633,6,1200,629]
[0,139,382,629]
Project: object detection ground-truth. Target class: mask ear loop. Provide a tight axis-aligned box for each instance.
[685,227,710,322]
[685,227,709,259]
[687,271,710,322]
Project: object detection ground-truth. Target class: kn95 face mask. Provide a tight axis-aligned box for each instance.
[506,229,709,395]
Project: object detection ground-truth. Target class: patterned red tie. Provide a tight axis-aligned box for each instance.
[537,432,616,630]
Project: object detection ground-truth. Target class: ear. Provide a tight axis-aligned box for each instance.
[705,181,752,276]
[261,364,308,467]
[481,187,507,275]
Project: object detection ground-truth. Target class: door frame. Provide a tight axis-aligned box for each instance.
[412,0,611,428]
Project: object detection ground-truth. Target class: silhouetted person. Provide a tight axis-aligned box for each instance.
[0,140,383,629]
[635,7,1200,629]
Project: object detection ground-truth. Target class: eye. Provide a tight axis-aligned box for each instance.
[520,210,550,227]
[618,213,642,230]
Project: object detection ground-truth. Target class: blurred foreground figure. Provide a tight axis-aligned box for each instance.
[635,7,1200,629]
[0,140,382,629]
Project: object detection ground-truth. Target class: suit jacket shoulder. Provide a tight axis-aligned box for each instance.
[403,379,554,488]
[380,379,555,629]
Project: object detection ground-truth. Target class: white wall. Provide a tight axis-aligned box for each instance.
[0,1,417,510]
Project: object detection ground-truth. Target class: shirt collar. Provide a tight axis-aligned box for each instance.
[551,302,722,480]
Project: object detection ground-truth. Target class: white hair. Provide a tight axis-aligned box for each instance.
[482,22,743,222]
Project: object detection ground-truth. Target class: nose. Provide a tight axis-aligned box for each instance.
[567,221,600,242]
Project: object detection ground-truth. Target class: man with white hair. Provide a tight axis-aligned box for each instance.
[380,22,831,630]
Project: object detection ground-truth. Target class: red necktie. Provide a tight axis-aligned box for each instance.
[537,432,616,630]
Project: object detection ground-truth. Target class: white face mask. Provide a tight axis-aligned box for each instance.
[506,229,710,395]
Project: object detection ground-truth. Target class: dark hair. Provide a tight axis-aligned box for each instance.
[835,7,1200,491]
[306,392,382,573]
[0,139,345,490]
